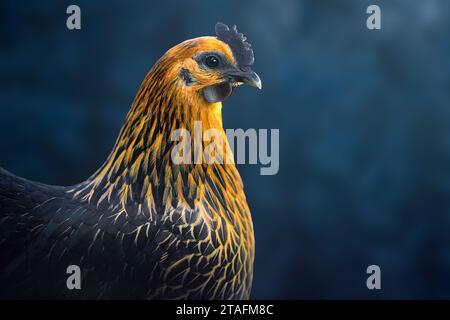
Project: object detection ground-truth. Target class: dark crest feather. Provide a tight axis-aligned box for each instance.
[215,22,254,67]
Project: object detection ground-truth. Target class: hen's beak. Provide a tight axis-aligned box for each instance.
[203,67,262,103]
[226,68,262,90]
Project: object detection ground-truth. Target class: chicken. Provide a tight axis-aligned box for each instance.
[0,22,261,299]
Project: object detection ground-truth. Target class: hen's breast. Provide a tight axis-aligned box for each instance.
[144,201,254,300]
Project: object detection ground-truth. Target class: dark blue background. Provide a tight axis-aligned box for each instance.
[1,0,450,298]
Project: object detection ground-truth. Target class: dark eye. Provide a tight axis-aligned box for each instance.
[205,55,220,68]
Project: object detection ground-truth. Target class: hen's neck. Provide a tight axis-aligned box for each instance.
[72,63,245,223]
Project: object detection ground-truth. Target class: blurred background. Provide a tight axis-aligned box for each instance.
[1,0,450,299]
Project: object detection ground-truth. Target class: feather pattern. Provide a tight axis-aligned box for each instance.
[0,34,254,300]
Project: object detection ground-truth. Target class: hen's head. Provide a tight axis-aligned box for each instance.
[157,22,261,104]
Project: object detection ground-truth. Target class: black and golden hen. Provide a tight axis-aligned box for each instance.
[0,22,261,299]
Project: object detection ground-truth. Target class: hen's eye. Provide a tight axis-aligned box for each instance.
[205,55,220,68]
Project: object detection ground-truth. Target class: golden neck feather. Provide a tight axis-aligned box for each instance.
[72,54,247,225]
